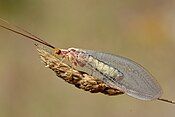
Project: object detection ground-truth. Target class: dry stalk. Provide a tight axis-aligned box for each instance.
[36,46,124,96]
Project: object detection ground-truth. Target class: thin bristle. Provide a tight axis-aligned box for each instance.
[0,18,55,49]
[158,98,175,104]
[0,18,48,45]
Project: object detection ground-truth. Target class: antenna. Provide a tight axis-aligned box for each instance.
[0,18,55,49]
[158,98,175,104]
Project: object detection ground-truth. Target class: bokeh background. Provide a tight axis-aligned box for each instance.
[0,0,175,117]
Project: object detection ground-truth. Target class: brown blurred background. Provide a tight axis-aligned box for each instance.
[0,0,175,117]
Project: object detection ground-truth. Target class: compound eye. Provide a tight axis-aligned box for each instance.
[68,48,76,52]
[54,49,61,55]
[71,49,75,52]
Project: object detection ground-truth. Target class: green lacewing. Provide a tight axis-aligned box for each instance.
[0,18,174,104]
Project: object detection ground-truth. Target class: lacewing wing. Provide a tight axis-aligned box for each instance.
[0,18,174,104]
[77,49,162,100]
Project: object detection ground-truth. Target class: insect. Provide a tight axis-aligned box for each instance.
[0,18,174,104]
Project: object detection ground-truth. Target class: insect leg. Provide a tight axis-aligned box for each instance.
[158,98,175,104]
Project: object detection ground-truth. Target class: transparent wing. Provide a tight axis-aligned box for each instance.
[83,49,162,100]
